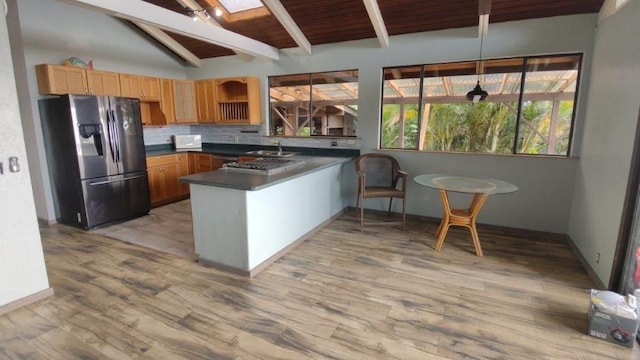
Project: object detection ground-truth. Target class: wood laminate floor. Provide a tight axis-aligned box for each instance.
[93,200,195,259]
[2,212,639,359]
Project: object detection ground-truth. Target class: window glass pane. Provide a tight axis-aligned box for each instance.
[218,0,264,13]
[310,71,358,136]
[380,54,580,156]
[269,74,311,136]
[516,55,580,155]
[381,66,421,149]
[418,59,522,153]
[269,70,358,137]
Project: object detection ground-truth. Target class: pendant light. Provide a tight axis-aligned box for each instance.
[466,20,489,103]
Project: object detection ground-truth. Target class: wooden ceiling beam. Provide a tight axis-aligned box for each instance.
[362,0,389,48]
[134,23,202,67]
[262,0,312,55]
[58,0,279,60]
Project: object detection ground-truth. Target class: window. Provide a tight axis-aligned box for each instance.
[380,54,582,156]
[269,70,358,137]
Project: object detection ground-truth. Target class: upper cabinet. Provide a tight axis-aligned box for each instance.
[86,69,121,96]
[173,80,197,123]
[195,79,216,123]
[159,78,175,124]
[36,64,87,95]
[120,74,160,101]
[214,76,261,125]
[36,64,261,127]
[36,64,123,96]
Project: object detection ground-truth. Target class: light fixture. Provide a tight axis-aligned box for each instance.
[214,7,223,17]
[466,16,489,103]
[187,9,211,21]
[466,81,488,103]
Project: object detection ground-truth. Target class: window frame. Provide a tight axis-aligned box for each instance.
[379,53,583,156]
[268,69,359,138]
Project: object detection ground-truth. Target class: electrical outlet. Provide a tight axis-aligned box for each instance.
[330,140,338,146]
[596,252,600,264]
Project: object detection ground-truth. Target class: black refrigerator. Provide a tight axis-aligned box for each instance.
[39,94,150,229]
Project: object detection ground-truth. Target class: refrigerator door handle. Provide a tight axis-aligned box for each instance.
[106,110,117,164]
[88,174,145,186]
[110,109,121,164]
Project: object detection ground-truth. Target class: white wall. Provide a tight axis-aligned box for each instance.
[187,14,598,234]
[568,0,640,287]
[0,1,50,307]
[9,0,188,223]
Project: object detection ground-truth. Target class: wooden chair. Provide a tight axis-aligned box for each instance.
[355,153,407,229]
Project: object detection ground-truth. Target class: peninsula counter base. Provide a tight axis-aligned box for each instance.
[186,158,353,276]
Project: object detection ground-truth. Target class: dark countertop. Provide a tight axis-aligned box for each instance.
[145,143,360,158]
[180,155,353,191]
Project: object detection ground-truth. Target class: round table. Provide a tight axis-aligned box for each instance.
[414,174,518,256]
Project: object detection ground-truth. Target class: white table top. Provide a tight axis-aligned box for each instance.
[414,174,518,195]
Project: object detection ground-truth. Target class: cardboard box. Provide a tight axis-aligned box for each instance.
[588,303,639,347]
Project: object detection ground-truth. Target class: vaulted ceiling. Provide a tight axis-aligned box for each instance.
[63,0,604,64]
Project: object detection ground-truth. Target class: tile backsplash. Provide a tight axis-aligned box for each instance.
[143,124,360,149]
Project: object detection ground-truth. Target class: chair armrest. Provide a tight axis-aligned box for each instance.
[397,170,408,191]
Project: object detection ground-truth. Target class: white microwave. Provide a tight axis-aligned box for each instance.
[173,134,202,149]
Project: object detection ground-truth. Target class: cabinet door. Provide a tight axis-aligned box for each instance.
[211,156,225,171]
[177,153,190,195]
[147,155,184,206]
[147,166,166,205]
[189,153,213,173]
[86,69,121,96]
[120,74,142,99]
[160,78,175,123]
[195,80,216,123]
[36,64,87,95]
[141,76,161,101]
[174,80,197,123]
[162,163,181,200]
[183,82,196,122]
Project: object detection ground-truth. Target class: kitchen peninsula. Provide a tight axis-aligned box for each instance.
[180,155,355,276]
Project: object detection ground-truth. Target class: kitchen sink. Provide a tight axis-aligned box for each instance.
[245,150,296,157]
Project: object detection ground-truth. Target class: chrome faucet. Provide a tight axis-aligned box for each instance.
[275,141,283,155]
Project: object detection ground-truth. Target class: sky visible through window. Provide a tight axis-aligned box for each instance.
[217,0,264,13]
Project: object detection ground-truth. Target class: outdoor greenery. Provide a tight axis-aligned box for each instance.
[381,100,574,155]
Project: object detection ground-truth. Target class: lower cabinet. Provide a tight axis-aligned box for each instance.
[147,152,226,207]
[237,156,257,163]
[147,153,189,207]
[189,153,214,173]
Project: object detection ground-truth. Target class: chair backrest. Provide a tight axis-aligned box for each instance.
[355,154,402,188]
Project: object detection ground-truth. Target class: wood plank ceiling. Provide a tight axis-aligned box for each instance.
[140,0,604,60]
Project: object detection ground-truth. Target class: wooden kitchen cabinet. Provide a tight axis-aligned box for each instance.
[159,78,175,123]
[189,153,214,174]
[195,79,216,123]
[86,69,121,96]
[174,80,197,123]
[214,76,261,125]
[141,76,161,101]
[237,156,258,163]
[36,64,88,95]
[177,153,190,195]
[146,154,188,207]
[211,156,226,170]
[120,74,160,101]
